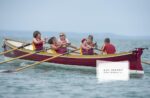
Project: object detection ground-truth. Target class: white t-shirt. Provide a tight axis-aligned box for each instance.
[58,38,70,44]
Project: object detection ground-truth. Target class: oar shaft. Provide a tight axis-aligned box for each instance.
[142,61,150,65]
[68,45,77,49]
[94,48,102,51]
[14,49,80,72]
[0,43,31,55]
[0,52,35,65]
[15,54,63,72]
[0,48,17,55]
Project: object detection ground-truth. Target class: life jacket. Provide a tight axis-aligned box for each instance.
[80,47,90,55]
[80,42,94,55]
[81,48,94,55]
[47,49,57,54]
[57,39,68,53]
[32,39,43,51]
[88,48,94,55]
[51,43,67,54]
[87,42,94,55]
[56,47,67,54]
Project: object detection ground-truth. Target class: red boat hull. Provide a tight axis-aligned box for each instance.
[4,45,144,72]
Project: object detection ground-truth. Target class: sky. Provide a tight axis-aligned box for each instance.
[0,0,150,36]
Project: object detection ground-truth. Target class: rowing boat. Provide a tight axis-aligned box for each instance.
[2,38,144,75]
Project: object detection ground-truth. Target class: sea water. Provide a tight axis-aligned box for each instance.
[0,32,150,98]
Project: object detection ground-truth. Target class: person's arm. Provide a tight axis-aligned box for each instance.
[43,37,48,44]
[114,45,116,53]
[33,38,44,44]
[51,44,61,50]
[61,38,70,47]
[66,38,70,43]
[100,44,106,54]
[66,41,77,49]
[87,44,93,49]
[81,44,90,50]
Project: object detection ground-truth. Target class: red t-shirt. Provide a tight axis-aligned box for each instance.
[103,43,116,54]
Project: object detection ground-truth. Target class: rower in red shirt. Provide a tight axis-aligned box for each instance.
[101,38,116,54]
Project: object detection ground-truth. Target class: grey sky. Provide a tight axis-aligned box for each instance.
[0,0,150,36]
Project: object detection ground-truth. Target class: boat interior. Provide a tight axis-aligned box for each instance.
[4,38,133,58]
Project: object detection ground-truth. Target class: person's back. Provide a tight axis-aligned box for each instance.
[101,38,116,54]
[103,43,116,54]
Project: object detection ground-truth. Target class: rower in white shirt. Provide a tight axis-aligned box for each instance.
[58,32,70,46]
[58,32,77,50]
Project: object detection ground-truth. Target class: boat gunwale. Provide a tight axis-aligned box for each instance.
[4,38,134,59]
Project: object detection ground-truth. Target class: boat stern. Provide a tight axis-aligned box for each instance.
[130,48,146,75]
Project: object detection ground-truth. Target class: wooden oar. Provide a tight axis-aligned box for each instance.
[0,43,31,55]
[142,61,150,65]
[65,43,77,49]
[68,45,78,49]
[0,50,44,65]
[94,48,102,51]
[2,48,80,73]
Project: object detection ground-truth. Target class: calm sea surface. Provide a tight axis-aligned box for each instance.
[0,32,150,98]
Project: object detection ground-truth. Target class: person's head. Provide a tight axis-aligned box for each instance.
[81,38,87,44]
[59,32,66,40]
[104,38,110,43]
[48,37,57,44]
[87,35,93,43]
[33,31,41,39]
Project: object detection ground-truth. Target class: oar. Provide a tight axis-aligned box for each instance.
[2,48,80,73]
[66,43,77,49]
[0,49,44,65]
[0,43,31,55]
[94,48,102,51]
[142,61,150,65]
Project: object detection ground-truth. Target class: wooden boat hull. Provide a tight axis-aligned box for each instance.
[3,39,144,74]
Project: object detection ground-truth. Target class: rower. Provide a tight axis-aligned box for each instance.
[47,37,67,54]
[80,38,93,55]
[32,31,45,51]
[58,32,77,49]
[87,35,96,55]
[100,38,116,54]
[58,32,70,46]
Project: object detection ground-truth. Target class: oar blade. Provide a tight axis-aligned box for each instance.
[0,69,14,73]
